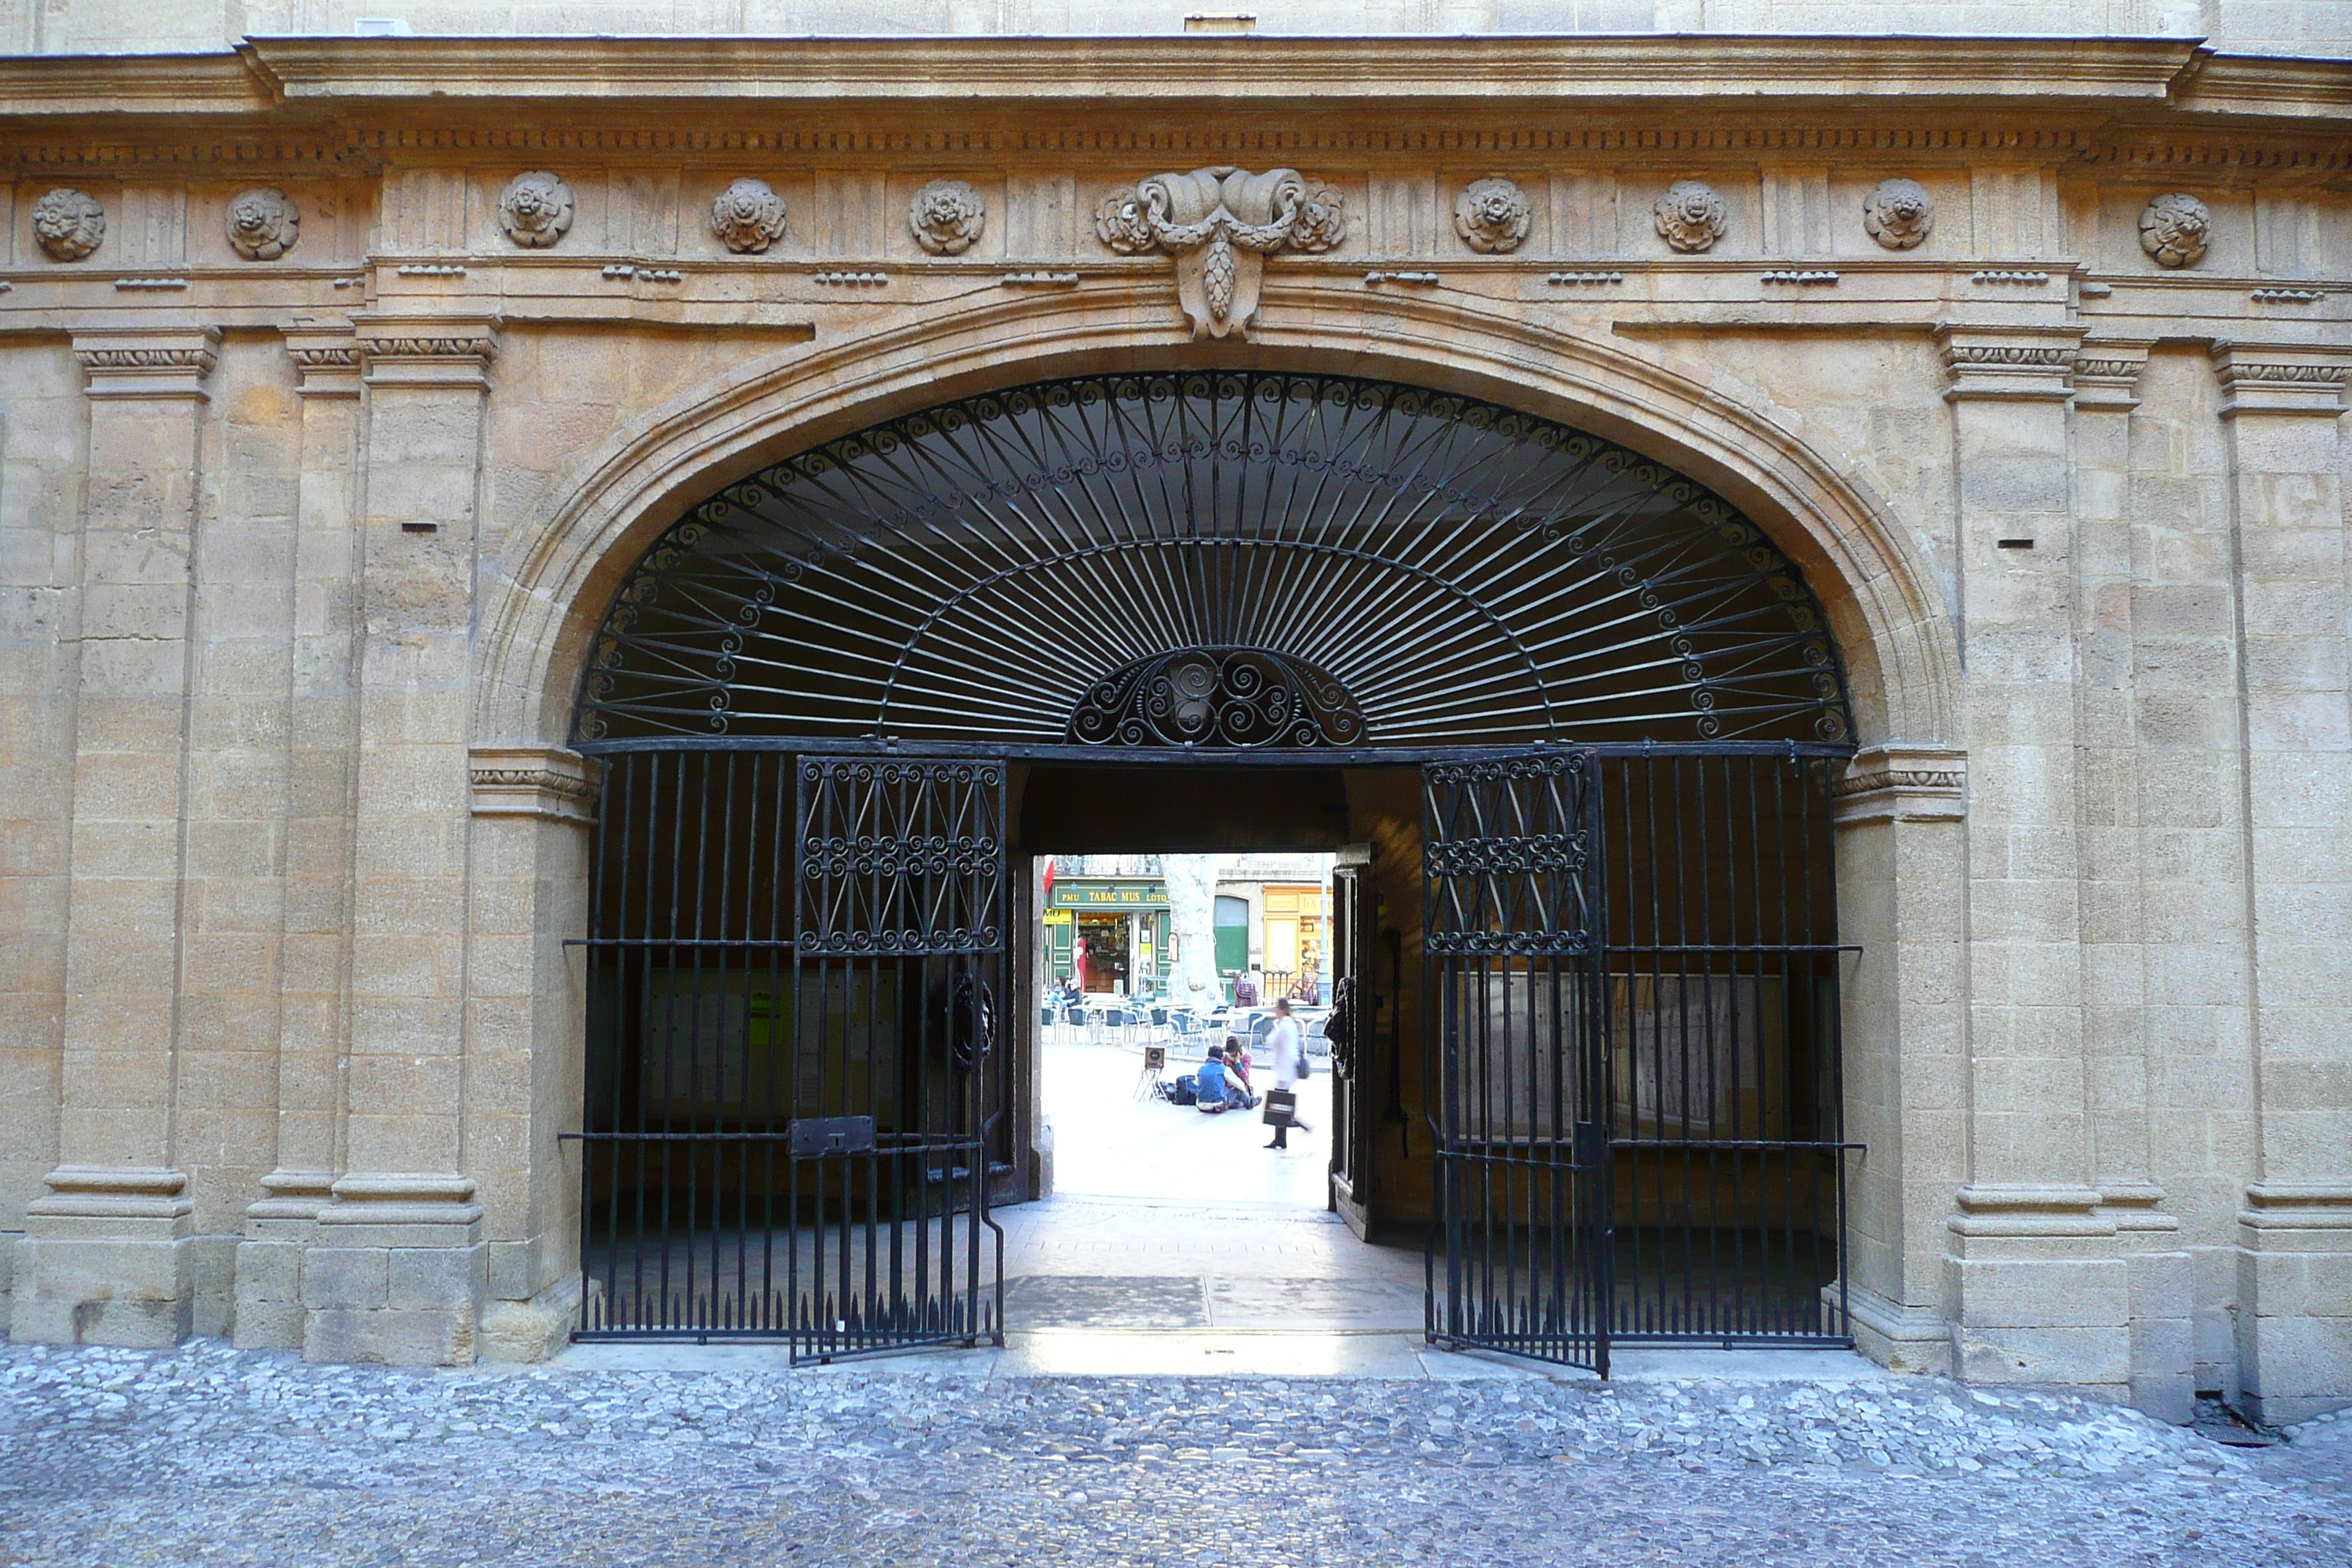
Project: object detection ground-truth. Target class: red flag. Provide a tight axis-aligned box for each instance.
[1042,855,1055,902]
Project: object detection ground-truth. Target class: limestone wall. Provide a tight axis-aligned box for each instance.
[0,33,2345,1417]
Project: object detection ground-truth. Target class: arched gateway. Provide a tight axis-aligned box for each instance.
[571,372,1858,1372]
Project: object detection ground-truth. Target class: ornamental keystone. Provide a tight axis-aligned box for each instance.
[1094,165,1345,339]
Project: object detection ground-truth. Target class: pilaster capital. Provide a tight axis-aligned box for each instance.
[70,326,219,402]
[283,320,362,399]
[1936,325,2084,404]
[469,744,600,824]
[2209,342,2352,419]
[2070,342,2152,412]
[355,313,500,391]
[1832,743,1966,826]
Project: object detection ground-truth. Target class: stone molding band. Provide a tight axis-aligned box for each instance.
[1832,744,1966,826]
[469,744,600,823]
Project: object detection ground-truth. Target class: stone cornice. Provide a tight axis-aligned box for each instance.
[227,34,2202,109]
[469,744,600,825]
[2210,342,2352,419]
[1833,744,1966,827]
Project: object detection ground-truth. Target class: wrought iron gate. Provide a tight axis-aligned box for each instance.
[575,748,1007,1360]
[1422,749,1612,1371]
[1422,743,1856,1370]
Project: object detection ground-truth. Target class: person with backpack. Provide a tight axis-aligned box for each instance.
[1262,997,1311,1149]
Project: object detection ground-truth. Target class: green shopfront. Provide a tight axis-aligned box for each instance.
[1044,878,1171,996]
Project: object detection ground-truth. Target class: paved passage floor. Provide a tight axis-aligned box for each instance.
[4,1338,2347,1568]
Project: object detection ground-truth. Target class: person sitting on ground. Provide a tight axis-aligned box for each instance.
[1222,1033,1254,1093]
[1194,1044,1251,1112]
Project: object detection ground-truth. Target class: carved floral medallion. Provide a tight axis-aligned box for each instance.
[1652,180,1726,254]
[498,171,574,249]
[32,188,106,262]
[709,178,788,254]
[2138,192,2211,268]
[908,178,987,255]
[225,187,300,260]
[1863,178,1935,250]
[1094,165,1345,339]
[1452,177,1531,255]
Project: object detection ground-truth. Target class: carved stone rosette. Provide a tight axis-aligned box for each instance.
[1093,165,1345,339]
[1452,177,1531,255]
[225,187,300,260]
[1863,178,1934,250]
[908,178,986,255]
[709,177,788,254]
[498,171,574,249]
[32,187,105,262]
[2138,192,2211,268]
[1651,180,1725,254]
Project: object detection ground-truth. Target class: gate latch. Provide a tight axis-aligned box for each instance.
[790,1116,878,1158]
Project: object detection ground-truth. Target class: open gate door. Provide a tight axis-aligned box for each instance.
[790,754,1008,1363]
[1422,750,1612,1373]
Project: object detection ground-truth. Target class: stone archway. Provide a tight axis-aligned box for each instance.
[472,289,1959,756]
[463,292,1967,1367]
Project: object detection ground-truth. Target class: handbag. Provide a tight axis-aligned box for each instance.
[1262,1088,1297,1127]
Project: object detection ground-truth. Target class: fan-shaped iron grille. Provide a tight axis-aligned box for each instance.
[576,372,1852,750]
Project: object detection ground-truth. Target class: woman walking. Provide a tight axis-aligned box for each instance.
[1263,997,1311,1150]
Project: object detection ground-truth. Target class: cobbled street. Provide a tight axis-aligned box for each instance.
[2,1340,2347,1567]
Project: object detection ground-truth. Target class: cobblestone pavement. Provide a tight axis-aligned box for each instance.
[4,1339,2347,1567]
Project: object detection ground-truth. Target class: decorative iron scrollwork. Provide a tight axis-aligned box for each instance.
[1068,646,1365,749]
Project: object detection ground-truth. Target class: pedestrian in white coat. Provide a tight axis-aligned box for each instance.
[1262,997,1312,1150]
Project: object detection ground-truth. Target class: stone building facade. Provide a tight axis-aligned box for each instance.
[1,8,2349,1423]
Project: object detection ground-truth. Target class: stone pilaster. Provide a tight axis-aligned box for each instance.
[301,317,497,1365]
[1831,745,1967,1373]
[235,325,363,1349]
[2070,342,2193,1422]
[15,328,218,1348]
[2212,342,2352,1423]
[1935,324,2130,1398]
[465,745,597,1361]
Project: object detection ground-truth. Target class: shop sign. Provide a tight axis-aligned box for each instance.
[1051,878,1169,910]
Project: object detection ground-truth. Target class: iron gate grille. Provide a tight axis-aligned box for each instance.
[1423,749,1611,1371]
[573,748,1007,1360]
[1423,744,1855,1368]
